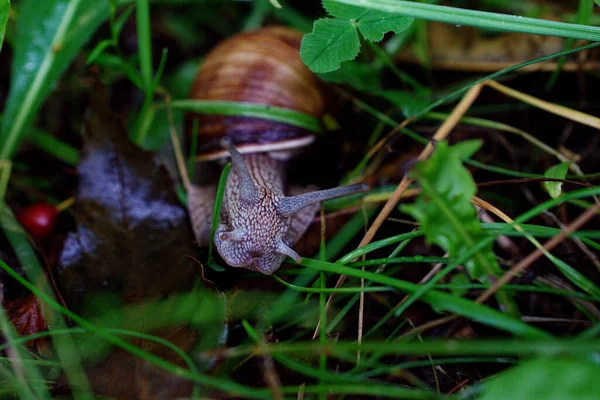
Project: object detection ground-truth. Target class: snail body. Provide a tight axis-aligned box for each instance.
[187,26,367,275]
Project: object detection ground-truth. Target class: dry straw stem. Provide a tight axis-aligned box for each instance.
[314,83,484,339]
[163,93,192,192]
[484,80,600,130]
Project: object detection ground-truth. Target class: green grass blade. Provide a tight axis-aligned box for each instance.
[281,383,443,399]
[135,0,153,91]
[330,0,600,41]
[207,162,231,271]
[168,100,323,133]
[0,0,110,159]
[300,258,551,339]
[27,130,80,165]
[0,0,8,52]
[225,338,600,359]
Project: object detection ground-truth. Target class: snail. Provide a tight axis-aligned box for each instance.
[185,26,368,275]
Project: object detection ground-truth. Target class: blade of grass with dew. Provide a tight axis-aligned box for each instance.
[207,163,231,271]
[300,258,550,338]
[329,0,600,41]
[168,100,323,133]
[0,0,112,159]
[0,258,271,399]
[0,205,93,398]
[0,0,8,52]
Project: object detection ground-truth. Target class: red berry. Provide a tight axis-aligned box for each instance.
[17,203,59,241]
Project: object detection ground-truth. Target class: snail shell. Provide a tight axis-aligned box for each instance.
[188,26,325,161]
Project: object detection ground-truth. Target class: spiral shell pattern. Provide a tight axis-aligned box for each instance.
[188,26,324,161]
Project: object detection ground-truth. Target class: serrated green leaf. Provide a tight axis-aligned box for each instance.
[402,140,518,316]
[482,358,600,400]
[300,18,360,73]
[0,0,111,159]
[401,141,499,281]
[323,0,414,43]
[543,162,569,199]
[0,0,8,52]
[322,0,368,20]
[358,12,414,42]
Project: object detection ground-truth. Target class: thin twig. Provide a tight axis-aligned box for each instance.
[476,202,600,304]
[164,95,192,191]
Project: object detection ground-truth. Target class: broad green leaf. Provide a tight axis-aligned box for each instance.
[357,12,414,42]
[0,0,8,52]
[300,18,360,73]
[543,162,569,199]
[0,0,111,159]
[401,140,519,316]
[482,358,600,400]
[402,141,500,281]
[595,0,600,7]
